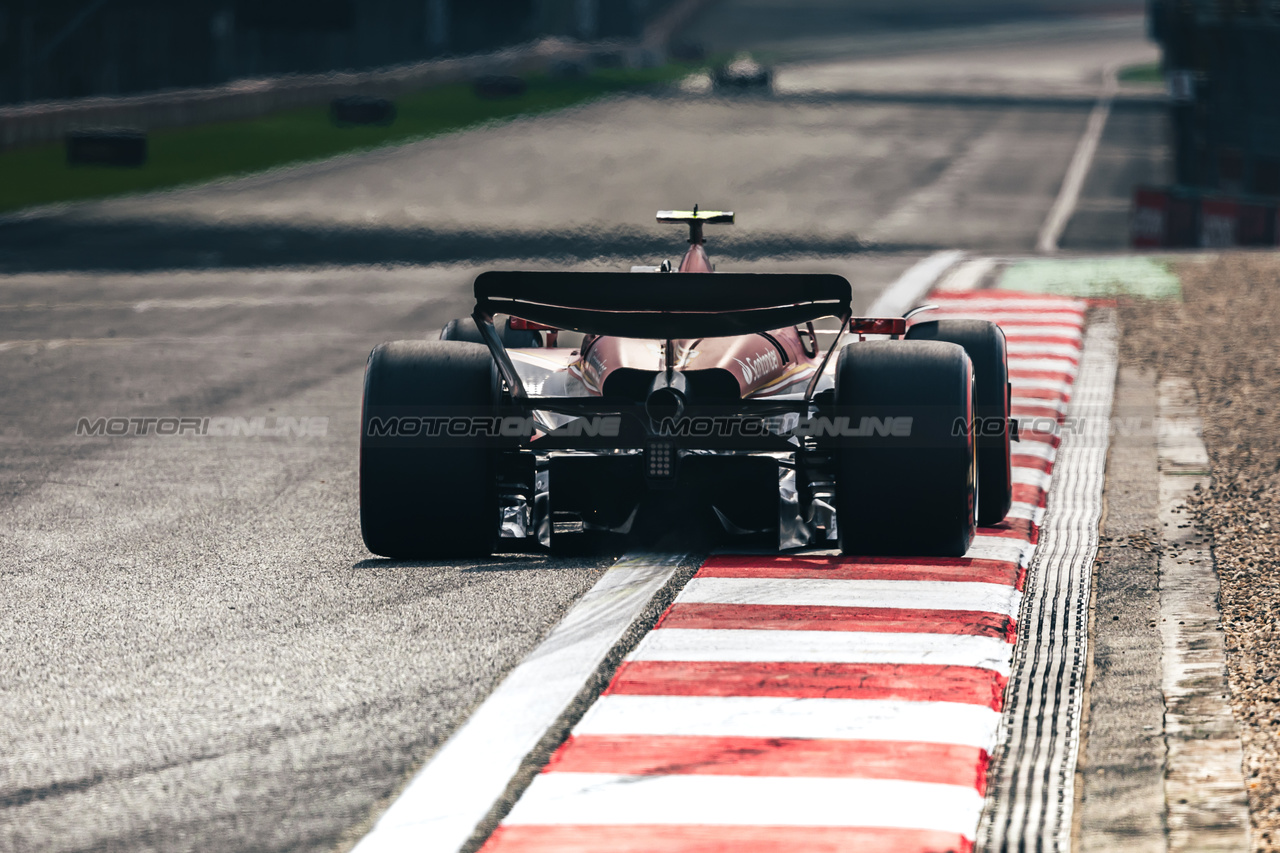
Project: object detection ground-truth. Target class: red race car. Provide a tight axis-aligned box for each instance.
[360,210,1013,558]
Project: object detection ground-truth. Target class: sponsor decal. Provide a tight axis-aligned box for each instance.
[734,349,781,384]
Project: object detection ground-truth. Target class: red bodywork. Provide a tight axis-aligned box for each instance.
[561,230,821,400]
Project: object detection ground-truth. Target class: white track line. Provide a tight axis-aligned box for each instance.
[1036,67,1118,253]
[353,553,687,853]
[934,257,999,293]
[574,695,1003,748]
[867,250,965,317]
[504,773,986,833]
[627,629,1014,672]
[678,577,1021,616]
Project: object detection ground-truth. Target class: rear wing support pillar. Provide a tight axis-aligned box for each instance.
[471,309,529,402]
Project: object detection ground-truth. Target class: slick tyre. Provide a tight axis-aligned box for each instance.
[360,341,499,558]
[907,319,1012,525]
[440,316,541,348]
[833,340,976,557]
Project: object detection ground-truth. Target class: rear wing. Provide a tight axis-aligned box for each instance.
[473,270,851,339]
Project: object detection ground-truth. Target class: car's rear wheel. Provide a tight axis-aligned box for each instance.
[832,340,976,557]
[360,341,500,558]
[907,319,1012,526]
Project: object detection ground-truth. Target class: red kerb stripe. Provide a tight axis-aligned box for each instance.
[604,660,1009,708]
[657,603,1014,639]
[545,734,991,790]
[1012,455,1054,473]
[1012,483,1048,507]
[1004,333,1082,344]
[1011,386,1072,402]
[482,825,974,853]
[995,319,1085,329]
[697,555,1020,586]
[1009,366,1076,379]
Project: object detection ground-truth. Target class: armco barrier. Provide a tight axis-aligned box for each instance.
[0,0,712,152]
[1130,185,1279,248]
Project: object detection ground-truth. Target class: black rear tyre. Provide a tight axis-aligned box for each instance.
[360,341,500,558]
[907,319,1012,526]
[833,340,976,557]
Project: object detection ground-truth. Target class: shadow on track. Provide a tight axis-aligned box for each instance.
[0,218,927,274]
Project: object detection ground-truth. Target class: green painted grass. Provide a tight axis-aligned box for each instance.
[0,63,694,215]
[998,256,1182,300]
[1118,62,1162,85]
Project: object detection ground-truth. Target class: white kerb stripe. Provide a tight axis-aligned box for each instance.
[1006,343,1083,359]
[505,773,986,835]
[1001,326,1084,341]
[925,298,1084,314]
[928,311,1084,324]
[1011,377,1073,395]
[1012,441,1057,461]
[574,695,1003,751]
[1006,502,1045,524]
[678,577,1021,618]
[1007,357,1079,374]
[628,629,1013,674]
[967,535,1033,564]
[1013,468,1053,490]
[1013,396,1068,413]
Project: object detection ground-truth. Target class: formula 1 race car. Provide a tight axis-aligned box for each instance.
[360,210,1013,559]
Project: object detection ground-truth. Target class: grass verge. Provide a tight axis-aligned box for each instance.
[1118,62,1162,85]
[0,63,695,216]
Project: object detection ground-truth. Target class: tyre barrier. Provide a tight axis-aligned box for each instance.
[329,96,397,127]
[65,129,147,167]
[1131,185,1280,248]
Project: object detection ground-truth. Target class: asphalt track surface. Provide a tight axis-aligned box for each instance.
[0,3,1160,851]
